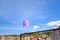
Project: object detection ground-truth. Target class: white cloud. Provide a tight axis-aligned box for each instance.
[33,25,40,30]
[31,31,36,32]
[46,20,60,27]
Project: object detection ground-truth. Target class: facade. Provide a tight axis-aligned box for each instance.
[1,35,20,40]
[20,26,60,40]
[0,36,2,40]
[51,28,60,40]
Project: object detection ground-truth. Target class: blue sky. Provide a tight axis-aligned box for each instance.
[0,0,60,35]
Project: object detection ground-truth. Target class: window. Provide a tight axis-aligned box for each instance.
[25,37,27,40]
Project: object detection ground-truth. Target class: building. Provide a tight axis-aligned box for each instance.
[0,35,2,40]
[20,26,60,40]
[2,35,20,40]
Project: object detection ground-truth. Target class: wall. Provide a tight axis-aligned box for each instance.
[2,35,20,40]
[51,30,60,40]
